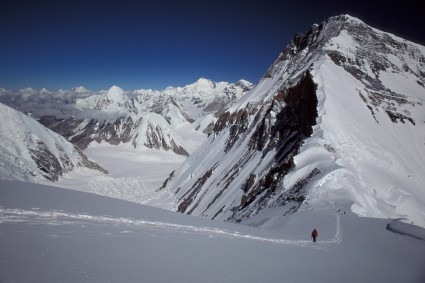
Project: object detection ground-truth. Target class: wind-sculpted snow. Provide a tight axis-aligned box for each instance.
[0,206,340,248]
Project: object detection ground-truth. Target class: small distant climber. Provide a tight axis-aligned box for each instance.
[311,228,318,242]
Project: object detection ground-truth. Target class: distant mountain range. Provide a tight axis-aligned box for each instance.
[1,78,252,156]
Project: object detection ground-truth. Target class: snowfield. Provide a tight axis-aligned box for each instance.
[1,180,424,283]
[54,142,187,210]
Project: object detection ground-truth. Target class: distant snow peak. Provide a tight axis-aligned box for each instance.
[184,78,219,95]
[72,86,89,93]
[106,85,125,102]
[235,79,253,90]
[94,85,127,112]
[195,77,214,87]
[40,88,51,94]
[18,87,36,93]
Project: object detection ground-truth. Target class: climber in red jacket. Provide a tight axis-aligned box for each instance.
[311,228,318,242]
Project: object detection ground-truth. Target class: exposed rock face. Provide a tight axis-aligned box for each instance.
[163,17,325,221]
[27,138,107,181]
[27,139,67,181]
[168,71,319,220]
[235,72,318,218]
[177,169,214,213]
[40,116,134,150]
[160,15,425,226]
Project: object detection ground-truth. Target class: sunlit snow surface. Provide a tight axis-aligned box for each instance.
[54,142,190,210]
[309,23,425,227]
[1,180,424,282]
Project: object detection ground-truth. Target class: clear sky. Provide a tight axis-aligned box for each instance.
[1,0,423,91]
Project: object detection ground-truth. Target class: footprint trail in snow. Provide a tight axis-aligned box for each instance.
[0,207,341,248]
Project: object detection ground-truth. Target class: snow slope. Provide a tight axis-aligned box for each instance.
[0,103,107,182]
[0,180,424,283]
[308,17,425,226]
[160,15,425,227]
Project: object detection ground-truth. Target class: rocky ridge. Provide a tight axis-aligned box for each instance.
[159,15,425,226]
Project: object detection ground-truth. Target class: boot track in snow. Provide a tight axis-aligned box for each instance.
[0,207,342,249]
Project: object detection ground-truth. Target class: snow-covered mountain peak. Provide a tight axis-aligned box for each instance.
[93,85,127,112]
[324,15,425,100]
[234,79,253,90]
[72,86,89,93]
[105,85,125,102]
[160,14,425,228]
[18,87,36,94]
[195,77,212,84]
[178,78,220,97]
[194,77,215,87]
[40,88,51,94]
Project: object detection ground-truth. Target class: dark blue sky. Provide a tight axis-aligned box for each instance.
[1,0,423,90]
